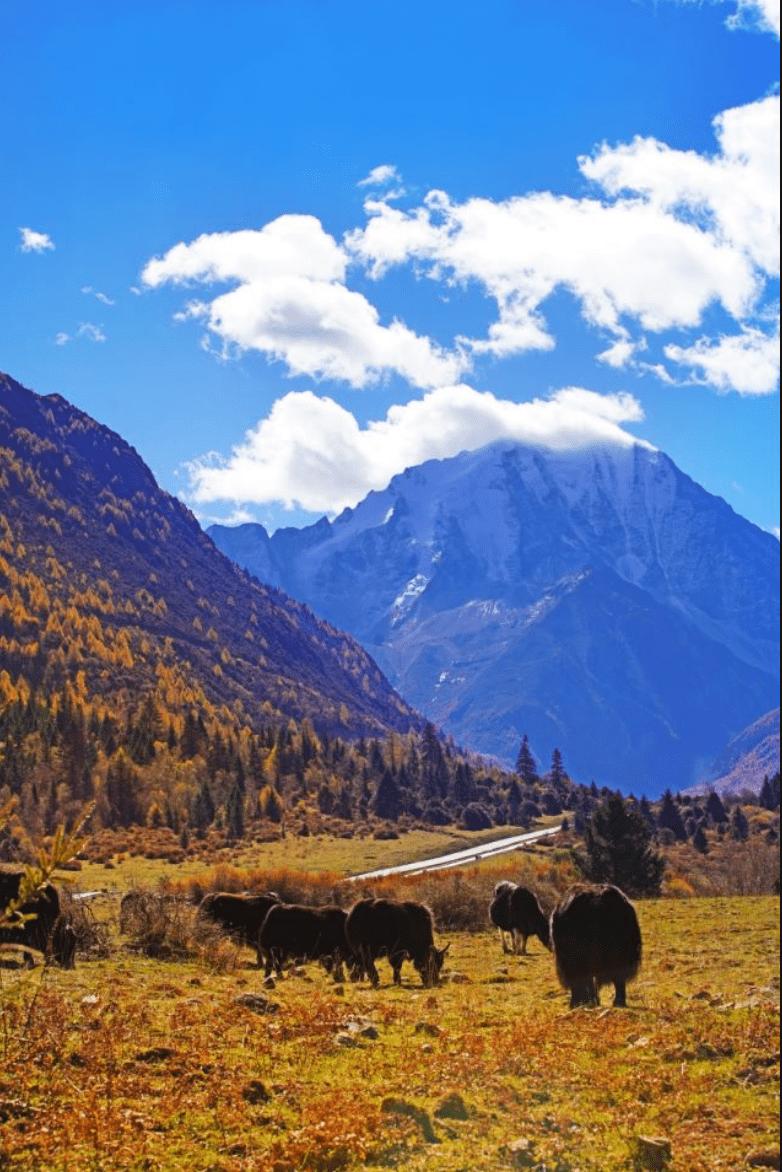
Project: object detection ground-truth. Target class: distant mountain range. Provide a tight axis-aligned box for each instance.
[210,440,780,796]
[0,372,421,741]
[685,708,780,798]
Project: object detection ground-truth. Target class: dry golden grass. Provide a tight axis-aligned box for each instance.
[0,893,778,1172]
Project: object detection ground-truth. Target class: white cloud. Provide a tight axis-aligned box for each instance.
[358,164,402,188]
[77,322,107,343]
[597,337,647,369]
[81,286,115,306]
[582,95,779,278]
[726,0,780,37]
[347,94,778,393]
[351,184,759,344]
[55,322,106,345]
[19,227,55,253]
[669,0,780,38]
[665,319,780,394]
[186,384,649,514]
[142,214,465,389]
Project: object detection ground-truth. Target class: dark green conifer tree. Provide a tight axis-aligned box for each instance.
[730,804,749,841]
[575,791,666,896]
[658,789,688,841]
[373,769,402,821]
[759,773,780,810]
[705,789,728,824]
[515,735,539,786]
[226,782,245,840]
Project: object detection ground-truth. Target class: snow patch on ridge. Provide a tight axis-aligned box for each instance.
[391,573,429,626]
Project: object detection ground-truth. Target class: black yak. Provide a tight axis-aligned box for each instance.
[258,903,357,981]
[489,881,551,955]
[197,891,280,966]
[0,868,75,967]
[345,897,448,987]
[550,884,642,1008]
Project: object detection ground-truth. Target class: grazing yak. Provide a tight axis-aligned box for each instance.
[489,881,551,955]
[550,884,642,1008]
[258,903,357,981]
[345,897,448,988]
[197,891,280,966]
[0,868,76,968]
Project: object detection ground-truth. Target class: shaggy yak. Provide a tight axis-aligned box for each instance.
[489,881,551,955]
[550,884,642,1008]
[197,891,280,966]
[345,897,449,988]
[0,868,76,968]
[258,903,357,981]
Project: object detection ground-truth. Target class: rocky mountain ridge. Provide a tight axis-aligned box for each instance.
[210,440,780,795]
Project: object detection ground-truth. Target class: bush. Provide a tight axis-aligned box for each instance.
[422,802,451,826]
[60,892,111,959]
[460,804,493,831]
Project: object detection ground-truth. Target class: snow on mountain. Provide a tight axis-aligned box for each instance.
[209,439,780,795]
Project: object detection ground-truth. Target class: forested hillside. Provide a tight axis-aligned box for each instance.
[0,372,429,838]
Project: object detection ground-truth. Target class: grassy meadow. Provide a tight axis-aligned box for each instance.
[0,862,778,1172]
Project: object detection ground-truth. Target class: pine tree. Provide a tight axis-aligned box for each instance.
[515,735,539,786]
[104,750,143,828]
[373,769,402,821]
[549,747,566,786]
[705,789,728,824]
[692,824,709,854]
[226,782,245,840]
[507,777,523,825]
[576,791,666,896]
[730,804,749,841]
[658,789,687,841]
[759,773,780,811]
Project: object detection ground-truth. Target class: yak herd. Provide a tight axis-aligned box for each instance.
[1,867,643,1009]
[196,879,641,1008]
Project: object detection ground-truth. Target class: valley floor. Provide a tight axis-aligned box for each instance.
[0,896,779,1171]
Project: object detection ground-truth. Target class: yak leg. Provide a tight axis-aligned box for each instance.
[613,979,627,1008]
[570,979,600,1008]
[361,949,380,988]
[519,933,528,956]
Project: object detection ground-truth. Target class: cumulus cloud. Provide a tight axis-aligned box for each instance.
[186,384,649,514]
[582,96,779,278]
[142,214,465,388]
[19,227,54,253]
[726,0,780,37]
[665,319,780,394]
[144,87,778,399]
[347,94,779,394]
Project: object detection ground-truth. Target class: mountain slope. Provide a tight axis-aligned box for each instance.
[0,372,421,739]
[687,709,780,798]
[210,441,779,794]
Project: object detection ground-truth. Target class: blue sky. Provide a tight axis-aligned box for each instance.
[1,0,779,536]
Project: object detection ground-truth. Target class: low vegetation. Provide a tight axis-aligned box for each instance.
[0,880,778,1172]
